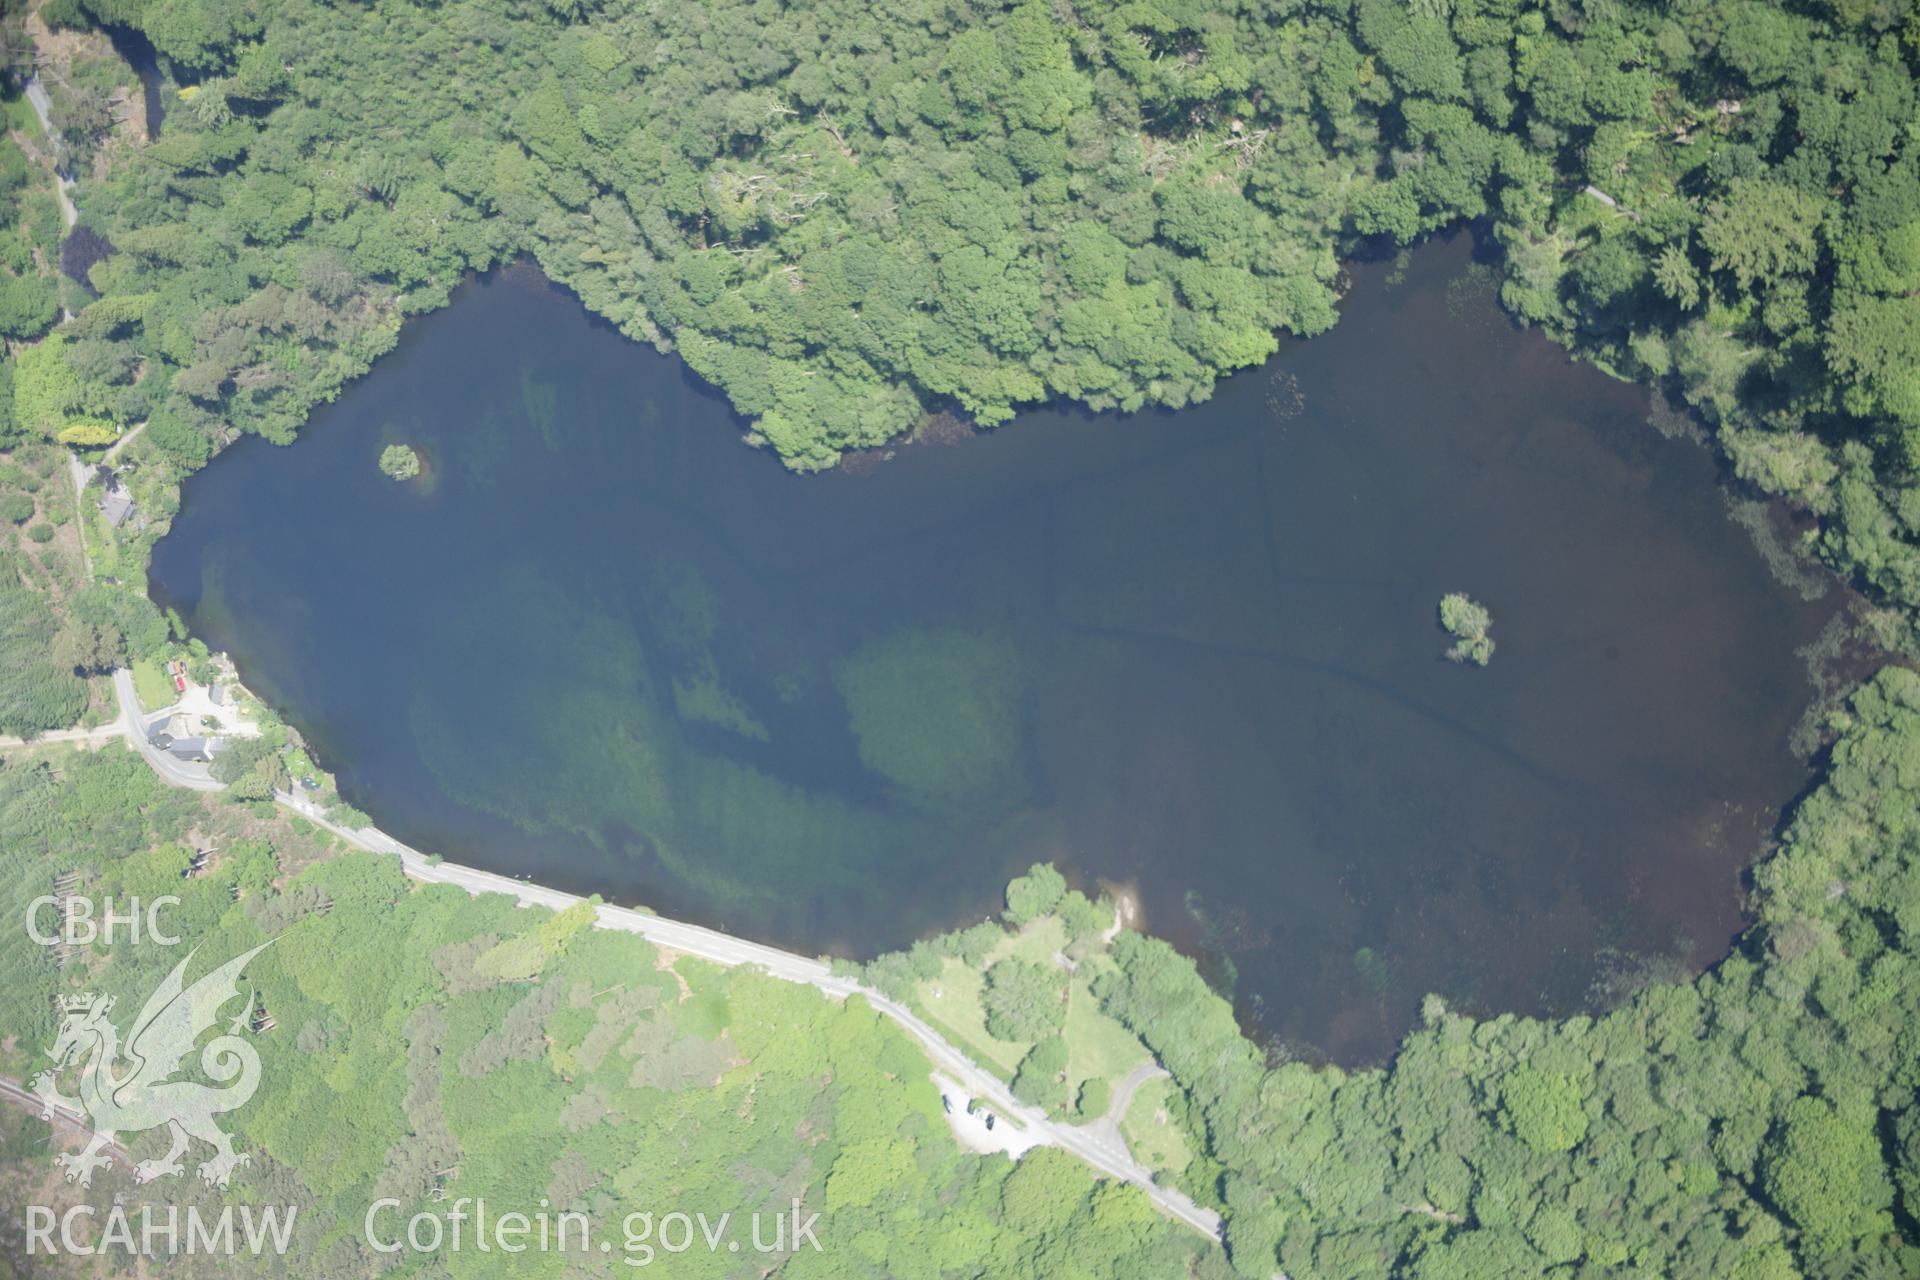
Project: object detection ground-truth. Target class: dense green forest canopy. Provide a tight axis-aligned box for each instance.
[0,747,1216,1279]
[4,0,1920,1276]
[16,0,1919,542]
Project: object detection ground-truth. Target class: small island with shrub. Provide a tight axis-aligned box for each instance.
[1439,592,1495,666]
[378,443,422,482]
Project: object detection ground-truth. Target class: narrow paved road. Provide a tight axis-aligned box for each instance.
[111,668,221,791]
[35,672,1222,1240]
[0,723,123,748]
[274,792,1222,1240]
[22,74,77,231]
[1074,1059,1170,1170]
[101,420,147,463]
[2,674,212,780]
[1109,1060,1171,1121]
[0,1076,130,1163]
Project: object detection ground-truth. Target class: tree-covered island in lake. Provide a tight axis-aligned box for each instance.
[377,443,421,482]
[1439,592,1495,666]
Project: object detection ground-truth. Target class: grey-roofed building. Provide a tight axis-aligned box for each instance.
[96,468,136,528]
[146,720,217,761]
[100,492,136,527]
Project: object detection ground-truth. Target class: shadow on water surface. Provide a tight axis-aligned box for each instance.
[149,234,1847,1064]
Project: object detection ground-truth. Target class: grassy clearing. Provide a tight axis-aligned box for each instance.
[910,914,1152,1108]
[3,91,43,141]
[915,1002,1017,1086]
[1063,956,1151,1105]
[916,955,1026,1078]
[1122,1075,1191,1178]
[911,915,1073,1077]
[1000,914,1068,965]
[131,656,173,711]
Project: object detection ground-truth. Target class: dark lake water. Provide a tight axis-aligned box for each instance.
[150,235,1839,1063]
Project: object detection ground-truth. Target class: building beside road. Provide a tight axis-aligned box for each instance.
[94,466,137,528]
[146,721,219,763]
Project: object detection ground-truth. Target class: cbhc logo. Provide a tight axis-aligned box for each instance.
[27,896,182,947]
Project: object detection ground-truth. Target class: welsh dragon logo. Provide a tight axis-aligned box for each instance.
[31,940,272,1190]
